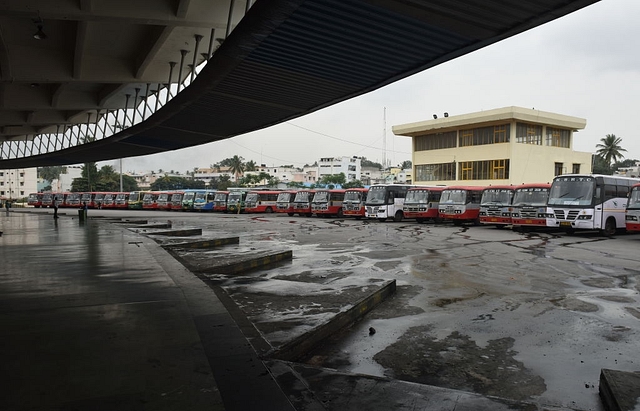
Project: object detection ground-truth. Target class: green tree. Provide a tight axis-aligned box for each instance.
[228,155,245,182]
[320,173,346,188]
[592,154,612,175]
[360,157,383,169]
[596,134,627,165]
[38,166,68,183]
[343,180,364,188]
[287,181,305,188]
[245,160,257,172]
[209,175,232,190]
[612,158,640,171]
[267,177,280,187]
[121,175,140,191]
[400,160,412,169]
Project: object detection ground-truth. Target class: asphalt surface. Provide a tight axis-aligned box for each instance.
[3,207,640,411]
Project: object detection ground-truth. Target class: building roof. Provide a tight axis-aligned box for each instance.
[392,106,587,137]
[0,1,599,168]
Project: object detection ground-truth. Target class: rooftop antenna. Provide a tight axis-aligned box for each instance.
[382,107,386,169]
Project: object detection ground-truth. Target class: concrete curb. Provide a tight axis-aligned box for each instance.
[197,250,293,275]
[162,237,240,249]
[146,228,203,236]
[269,279,396,362]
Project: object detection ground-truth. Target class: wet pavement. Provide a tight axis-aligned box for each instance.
[3,208,640,410]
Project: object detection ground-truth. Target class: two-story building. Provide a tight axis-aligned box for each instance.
[0,168,37,199]
[317,156,361,182]
[393,106,593,186]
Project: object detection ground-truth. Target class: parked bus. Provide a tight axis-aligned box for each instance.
[403,186,445,223]
[193,190,217,211]
[292,189,315,217]
[128,191,147,210]
[114,192,130,209]
[275,190,297,216]
[548,174,640,235]
[626,183,640,233]
[227,189,248,213]
[27,193,43,208]
[181,189,203,211]
[80,192,101,209]
[64,192,82,208]
[170,191,185,211]
[342,188,369,219]
[479,185,515,227]
[156,192,173,210]
[41,192,54,208]
[311,189,345,217]
[54,193,67,208]
[92,192,107,209]
[365,184,413,222]
[142,192,163,210]
[511,183,552,230]
[438,186,484,225]
[212,191,229,212]
[245,190,280,213]
[101,192,118,209]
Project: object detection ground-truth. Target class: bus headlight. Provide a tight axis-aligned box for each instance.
[577,215,592,220]
[626,215,638,221]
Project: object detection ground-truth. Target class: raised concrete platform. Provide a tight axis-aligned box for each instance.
[600,369,640,411]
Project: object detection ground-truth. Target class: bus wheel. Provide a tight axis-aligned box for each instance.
[287,212,294,216]
[337,208,343,218]
[453,220,462,226]
[603,218,616,236]
[393,211,403,222]
[265,207,273,213]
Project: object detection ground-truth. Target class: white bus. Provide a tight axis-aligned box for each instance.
[364,184,413,222]
[626,183,640,233]
[547,174,640,235]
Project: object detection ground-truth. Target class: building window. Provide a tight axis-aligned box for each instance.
[20,173,24,177]
[516,123,543,145]
[415,163,456,181]
[459,124,510,147]
[20,191,24,195]
[415,131,457,151]
[458,159,510,180]
[547,127,570,148]
[554,162,564,176]
[572,164,580,174]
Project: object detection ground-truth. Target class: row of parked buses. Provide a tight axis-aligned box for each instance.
[26,174,640,235]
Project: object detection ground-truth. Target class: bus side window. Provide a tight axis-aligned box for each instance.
[617,184,630,198]
[595,187,601,201]
[604,184,616,201]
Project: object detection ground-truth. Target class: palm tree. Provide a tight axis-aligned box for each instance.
[596,134,627,165]
[228,155,245,182]
[245,160,257,172]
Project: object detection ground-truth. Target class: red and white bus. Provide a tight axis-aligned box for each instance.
[27,193,43,208]
[275,191,297,216]
[244,190,280,213]
[114,192,130,209]
[311,189,346,217]
[403,186,445,223]
[101,192,118,209]
[170,191,184,211]
[511,183,552,230]
[80,192,101,208]
[156,192,173,210]
[292,189,315,217]
[41,192,54,207]
[142,191,163,210]
[65,192,82,208]
[212,191,229,212]
[438,186,484,225]
[625,183,640,233]
[479,185,515,227]
[342,188,369,219]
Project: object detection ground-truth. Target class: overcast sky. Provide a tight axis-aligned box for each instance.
[104,0,640,174]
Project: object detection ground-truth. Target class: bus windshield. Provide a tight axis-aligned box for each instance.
[513,188,549,207]
[548,177,594,206]
[440,190,466,204]
[171,193,182,202]
[293,192,310,202]
[481,189,512,206]
[344,191,362,203]
[214,193,227,201]
[158,193,169,201]
[195,192,206,201]
[143,193,154,201]
[129,192,140,202]
[276,192,292,202]
[228,193,242,202]
[312,192,328,203]
[245,193,258,203]
[183,192,195,201]
[405,190,429,204]
[365,187,386,204]
[628,188,640,209]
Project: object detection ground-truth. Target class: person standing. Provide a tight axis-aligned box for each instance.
[4,199,9,215]
[53,199,59,219]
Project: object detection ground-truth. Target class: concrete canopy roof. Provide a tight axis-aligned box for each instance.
[0,0,600,168]
[392,106,588,137]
